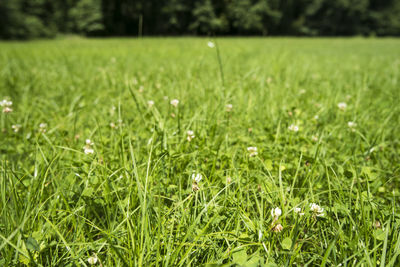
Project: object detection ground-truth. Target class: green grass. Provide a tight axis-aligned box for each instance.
[1,37,400,266]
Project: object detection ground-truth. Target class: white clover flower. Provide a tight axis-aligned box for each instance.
[87,255,98,265]
[12,124,21,133]
[338,102,347,110]
[39,123,47,133]
[83,139,94,154]
[294,207,305,216]
[170,99,179,107]
[310,203,324,217]
[192,173,202,183]
[84,147,94,154]
[288,124,299,132]
[86,139,94,146]
[247,146,258,157]
[207,41,215,48]
[1,99,12,113]
[271,207,282,219]
[225,104,233,112]
[348,121,357,132]
[147,100,155,108]
[0,99,12,107]
[348,121,356,128]
[186,130,195,142]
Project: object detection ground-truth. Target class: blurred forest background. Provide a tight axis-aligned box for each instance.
[1,0,400,39]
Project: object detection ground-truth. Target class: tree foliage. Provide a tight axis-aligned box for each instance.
[0,0,399,39]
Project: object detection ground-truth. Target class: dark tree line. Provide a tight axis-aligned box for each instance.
[1,0,400,39]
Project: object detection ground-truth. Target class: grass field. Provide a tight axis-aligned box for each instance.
[1,38,400,266]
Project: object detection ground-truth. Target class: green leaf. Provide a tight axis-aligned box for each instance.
[265,159,273,170]
[263,262,278,267]
[82,187,94,197]
[374,229,385,240]
[232,249,247,265]
[19,254,30,265]
[246,255,264,267]
[282,237,292,250]
[25,237,40,251]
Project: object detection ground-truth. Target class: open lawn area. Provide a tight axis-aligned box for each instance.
[1,38,400,266]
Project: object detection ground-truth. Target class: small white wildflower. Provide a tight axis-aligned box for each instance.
[86,139,94,146]
[83,139,94,154]
[0,99,12,107]
[170,99,179,107]
[311,135,318,142]
[225,104,233,112]
[310,203,324,217]
[348,121,356,128]
[12,124,21,133]
[294,207,305,216]
[186,130,195,142]
[288,124,299,132]
[147,100,155,108]
[207,41,215,48]
[1,99,13,113]
[247,146,258,157]
[110,122,116,129]
[84,147,94,154]
[271,207,282,219]
[338,102,347,111]
[87,255,98,265]
[39,123,47,133]
[192,173,202,183]
[299,89,306,94]
[348,121,357,132]
[314,115,319,120]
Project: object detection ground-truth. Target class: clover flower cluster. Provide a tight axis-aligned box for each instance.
[83,139,95,154]
[1,99,13,113]
[269,203,325,233]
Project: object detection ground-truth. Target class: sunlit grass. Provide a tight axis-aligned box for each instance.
[1,37,400,266]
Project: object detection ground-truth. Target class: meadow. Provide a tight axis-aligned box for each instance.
[1,37,400,266]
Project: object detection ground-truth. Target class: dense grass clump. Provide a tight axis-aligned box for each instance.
[1,38,400,266]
